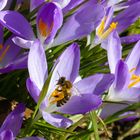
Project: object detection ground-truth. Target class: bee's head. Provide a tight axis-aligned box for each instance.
[57,77,66,86]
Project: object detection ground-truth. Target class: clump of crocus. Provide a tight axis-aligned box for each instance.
[26,39,114,128]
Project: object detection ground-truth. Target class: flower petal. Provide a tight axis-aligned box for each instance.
[74,74,114,96]
[58,94,102,115]
[52,2,105,46]
[106,31,122,73]
[26,78,40,103]
[53,0,71,8]
[121,34,140,44]
[30,0,45,11]
[47,43,80,97]
[0,0,8,10]
[42,111,73,128]
[28,39,48,90]
[0,130,13,140]
[0,11,35,40]
[113,2,140,33]
[0,104,25,137]
[125,40,140,71]
[114,60,130,91]
[37,2,63,44]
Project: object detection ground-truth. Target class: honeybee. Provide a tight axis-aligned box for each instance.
[49,77,72,107]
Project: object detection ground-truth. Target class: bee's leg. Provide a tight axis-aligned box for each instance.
[49,92,64,104]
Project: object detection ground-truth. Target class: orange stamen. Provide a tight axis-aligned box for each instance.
[0,45,10,62]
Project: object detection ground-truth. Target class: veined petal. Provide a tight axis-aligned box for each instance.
[52,0,71,8]
[0,0,8,10]
[0,130,14,140]
[108,86,140,102]
[0,104,25,137]
[125,41,140,71]
[113,2,140,33]
[74,74,114,96]
[47,43,80,98]
[37,2,63,45]
[0,11,35,40]
[30,0,45,11]
[58,94,102,115]
[42,111,73,128]
[52,2,105,46]
[114,60,130,91]
[121,34,140,44]
[0,35,21,67]
[12,36,34,49]
[28,39,48,90]
[106,31,122,73]
[63,0,84,14]
[26,78,40,103]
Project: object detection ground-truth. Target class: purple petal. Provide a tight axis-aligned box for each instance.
[114,60,130,91]
[30,0,45,11]
[121,34,140,44]
[12,36,34,49]
[0,11,35,40]
[74,74,114,96]
[113,2,140,33]
[37,2,63,44]
[0,35,21,67]
[58,94,102,115]
[100,103,128,119]
[125,41,140,71]
[47,43,80,97]
[53,2,105,46]
[0,0,8,10]
[26,78,40,103]
[63,0,84,14]
[42,111,73,128]
[0,130,13,140]
[0,104,25,137]
[0,52,28,73]
[20,137,45,140]
[28,39,48,90]
[106,31,122,73]
[52,0,71,8]
[0,25,3,44]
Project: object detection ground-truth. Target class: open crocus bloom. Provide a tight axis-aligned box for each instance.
[26,39,114,128]
[100,30,140,118]
[94,2,140,48]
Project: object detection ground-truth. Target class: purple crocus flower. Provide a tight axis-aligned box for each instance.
[26,39,114,128]
[0,104,25,140]
[100,31,140,118]
[0,0,8,10]
[94,2,140,47]
[0,33,28,73]
[0,103,45,140]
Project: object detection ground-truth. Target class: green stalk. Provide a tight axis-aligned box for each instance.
[90,111,100,140]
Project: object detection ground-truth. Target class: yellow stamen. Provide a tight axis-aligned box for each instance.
[100,22,118,40]
[0,45,10,62]
[39,18,48,37]
[128,77,140,88]
[97,17,106,37]
[130,67,136,73]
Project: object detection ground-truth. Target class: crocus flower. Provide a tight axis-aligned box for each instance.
[0,103,45,140]
[94,2,140,48]
[100,31,140,118]
[0,104,25,140]
[0,33,28,73]
[26,39,114,128]
[3,1,105,49]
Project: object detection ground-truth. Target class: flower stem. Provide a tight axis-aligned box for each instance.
[90,111,100,140]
